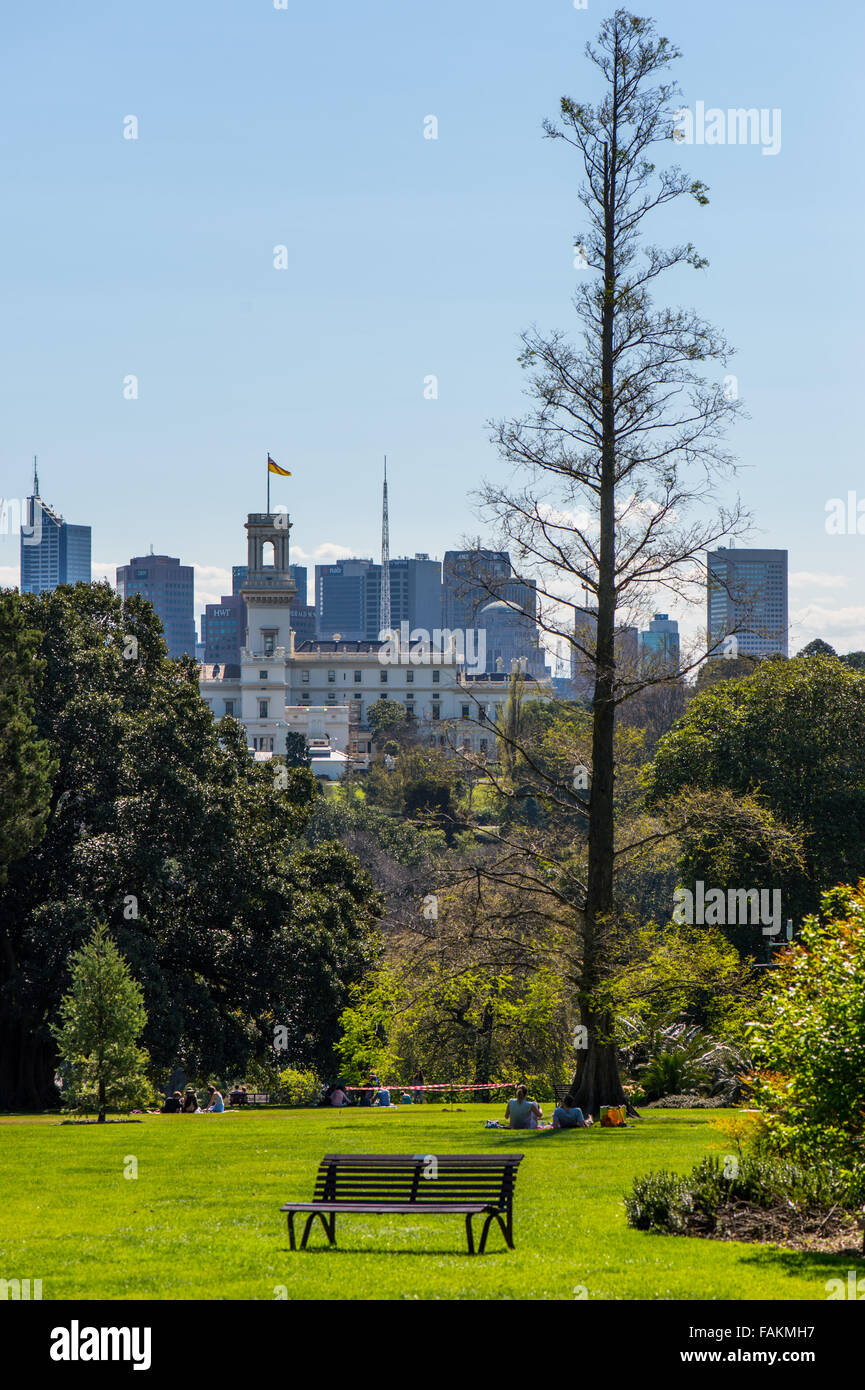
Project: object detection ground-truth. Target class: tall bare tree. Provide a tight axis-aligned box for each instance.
[480,9,747,1112]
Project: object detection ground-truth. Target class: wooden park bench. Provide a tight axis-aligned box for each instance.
[280,1153,524,1255]
[229,1092,269,1106]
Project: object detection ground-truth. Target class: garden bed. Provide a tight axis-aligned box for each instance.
[680,1199,862,1255]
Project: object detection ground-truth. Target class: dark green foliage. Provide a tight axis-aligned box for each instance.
[51,922,150,1121]
[0,584,382,1107]
[283,731,310,767]
[366,698,407,740]
[641,1047,708,1102]
[648,655,865,923]
[0,591,57,879]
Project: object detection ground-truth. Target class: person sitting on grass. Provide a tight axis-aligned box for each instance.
[505,1084,542,1130]
[372,1083,391,1107]
[182,1089,199,1113]
[360,1070,380,1106]
[328,1083,350,1107]
[161,1090,183,1114]
[204,1085,224,1113]
[551,1094,591,1129]
[228,1084,245,1106]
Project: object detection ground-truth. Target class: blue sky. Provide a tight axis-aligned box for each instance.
[1,0,862,652]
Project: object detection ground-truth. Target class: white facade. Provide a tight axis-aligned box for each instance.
[199,512,552,774]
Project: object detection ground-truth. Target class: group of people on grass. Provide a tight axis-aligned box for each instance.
[504,1085,592,1130]
[158,1077,588,1127]
[320,1076,590,1129]
[323,1069,427,1108]
[159,1085,225,1114]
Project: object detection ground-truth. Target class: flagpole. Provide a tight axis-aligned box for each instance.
[267,453,270,515]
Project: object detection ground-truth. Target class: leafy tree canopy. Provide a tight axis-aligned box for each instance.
[0,583,382,1107]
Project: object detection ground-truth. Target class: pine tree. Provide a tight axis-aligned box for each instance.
[51,923,150,1122]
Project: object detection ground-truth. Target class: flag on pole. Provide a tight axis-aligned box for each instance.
[268,455,291,476]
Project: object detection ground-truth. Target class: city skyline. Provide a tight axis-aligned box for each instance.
[1,0,862,654]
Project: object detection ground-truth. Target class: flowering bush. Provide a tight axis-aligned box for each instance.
[748,881,865,1198]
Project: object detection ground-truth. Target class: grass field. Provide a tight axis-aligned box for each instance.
[0,1106,850,1301]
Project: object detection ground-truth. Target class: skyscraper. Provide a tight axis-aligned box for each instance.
[201,593,246,668]
[116,552,196,659]
[19,462,91,594]
[639,613,681,673]
[315,556,443,641]
[707,547,788,659]
[315,558,376,641]
[442,549,546,676]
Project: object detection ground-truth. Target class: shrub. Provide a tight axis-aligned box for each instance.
[625,1153,855,1236]
[748,881,865,1194]
[624,1170,689,1232]
[243,1060,321,1106]
[641,1048,708,1101]
[271,1066,321,1107]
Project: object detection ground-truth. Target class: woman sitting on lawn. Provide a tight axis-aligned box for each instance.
[204,1085,224,1113]
[505,1084,542,1130]
[182,1089,199,1113]
[551,1094,592,1129]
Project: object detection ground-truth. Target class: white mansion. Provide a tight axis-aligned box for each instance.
[199,513,552,777]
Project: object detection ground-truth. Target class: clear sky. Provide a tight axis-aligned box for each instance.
[1,0,862,653]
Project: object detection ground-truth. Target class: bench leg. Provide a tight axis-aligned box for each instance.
[301,1211,336,1250]
[478,1211,514,1254]
[287,1212,297,1251]
[465,1213,476,1255]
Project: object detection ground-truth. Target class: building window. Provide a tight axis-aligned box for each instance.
[259,700,269,719]
[380,669,388,683]
[480,738,488,753]
[259,670,268,680]
[224,700,235,716]
[301,692,310,702]
[353,670,362,683]
[478,705,487,721]
[406,670,414,683]
[327,669,336,683]
[263,632,276,656]
[461,704,470,719]
[432,705,440,720]
[432,669,440,683]
[301,670,310,683]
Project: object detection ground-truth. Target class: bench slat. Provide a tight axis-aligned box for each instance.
[281,1201,496,1214]
[282,1152,523,1254]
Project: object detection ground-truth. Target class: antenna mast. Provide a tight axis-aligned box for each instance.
[379,456,391,636]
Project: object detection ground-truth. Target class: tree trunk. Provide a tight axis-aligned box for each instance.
[98,1078,106,1123]
[570,124,624,1111]
[569,1005,625,1116]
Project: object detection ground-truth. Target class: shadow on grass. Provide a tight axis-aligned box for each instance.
[278,1245,506,1257]
[735,1246,865,1279]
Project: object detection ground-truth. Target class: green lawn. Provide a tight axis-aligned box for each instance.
[0,1106,849,1300]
